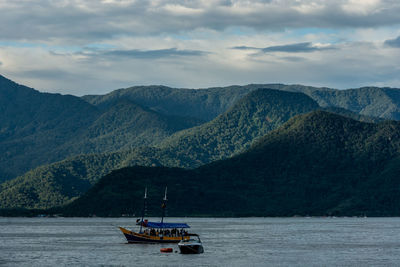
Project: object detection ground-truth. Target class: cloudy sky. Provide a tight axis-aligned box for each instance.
[0,0,400,95]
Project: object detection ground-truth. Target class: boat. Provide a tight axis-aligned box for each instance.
[160,247,173,253]
[119,187,192,243]
[178,234,204,254]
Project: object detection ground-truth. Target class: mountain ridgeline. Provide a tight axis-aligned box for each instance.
[0,75,202,181]
[0,75,97,180]
[84,83,400,121]
[61,111,400,217]
[2,74,400,215]
[156,88,320,163]
[0,89,322,209]
[1,74,400,181]
[82,85,257,121]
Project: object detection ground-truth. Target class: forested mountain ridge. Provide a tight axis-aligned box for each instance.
[60,111,400,217]
[0,75,202,181]
[156,88,320,163]
[82,84,259,121]
[83,83,400,121]
[2,73,400,181]
[0,75,99,180]
[61,99,203,154]
[2,73,400,213]
[297,86,400,120]
[0,89,322,209]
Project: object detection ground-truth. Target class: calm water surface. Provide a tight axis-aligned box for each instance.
[1,217,400,266]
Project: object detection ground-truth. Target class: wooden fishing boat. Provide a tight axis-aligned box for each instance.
[119,187,192,244]
[118,223,190,243]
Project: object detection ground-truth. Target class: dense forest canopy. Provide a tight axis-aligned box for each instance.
[1,74,400,216]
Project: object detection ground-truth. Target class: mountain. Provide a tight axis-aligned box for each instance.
[0,75,202,181]
[2,73,399,180]
[292,86,400,120]
[321,106,382,123]
[0,152,129,209]
[62,99,203,154]
[0,89,322,209]
[237,84,400,120]
[82,85,257,121]
[1,74,399,212]
[83,84,400,121]
[155,88,320,164]
[0,75,99,180]
[60,111,400,217]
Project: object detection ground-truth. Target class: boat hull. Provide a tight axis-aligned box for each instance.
[119,227,187,243]
[178,244,204,254]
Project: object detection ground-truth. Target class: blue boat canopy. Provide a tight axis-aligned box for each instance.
[142,221,190,229]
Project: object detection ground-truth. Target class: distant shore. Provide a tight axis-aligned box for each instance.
[0,208,391,218]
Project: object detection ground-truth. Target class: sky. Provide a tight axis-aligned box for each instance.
[0,0,400,95]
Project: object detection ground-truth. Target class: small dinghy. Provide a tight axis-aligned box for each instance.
[178,234,204,254]
[160,248,173,253]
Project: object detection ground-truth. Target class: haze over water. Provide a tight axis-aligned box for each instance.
[1,217,400,266]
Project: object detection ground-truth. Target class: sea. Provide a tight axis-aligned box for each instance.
[1,217,400,266]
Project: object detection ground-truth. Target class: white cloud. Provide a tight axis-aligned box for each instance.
[162,4,204,15]
[342,0,382,15]
[292,1,326,14]
[1,32,399,94]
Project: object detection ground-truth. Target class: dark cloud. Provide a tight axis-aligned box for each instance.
[0,1,400,43]
[262,42,320,53]
[280,56,306,62]
[70,47,207,62]
[102,48,206,59]
[231,46,259,50]
[384,36,400,48]
[232,42,334,53]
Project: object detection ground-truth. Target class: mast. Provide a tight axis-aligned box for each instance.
[161,186,167,225]
[139,187,147,233]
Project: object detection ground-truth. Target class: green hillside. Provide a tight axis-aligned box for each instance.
[297,86,400,120]
[82,85,258,121]
[155,88,320,164]
[60,111,400,217]
[1,74,399,213]
[2,74,399,181]
[242,84,400,120]
[83,83,400,121]
[0,89,321,209]
[0,152,129,209]
[62,100,203,154]
[0,75,99,180]
[0,75,201,181]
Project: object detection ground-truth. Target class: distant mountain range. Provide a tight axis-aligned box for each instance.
[83,83,400,121]
[61,111,400,217]
[1,74,400,215]
[0,75,202,181]
[0,88,322,209]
